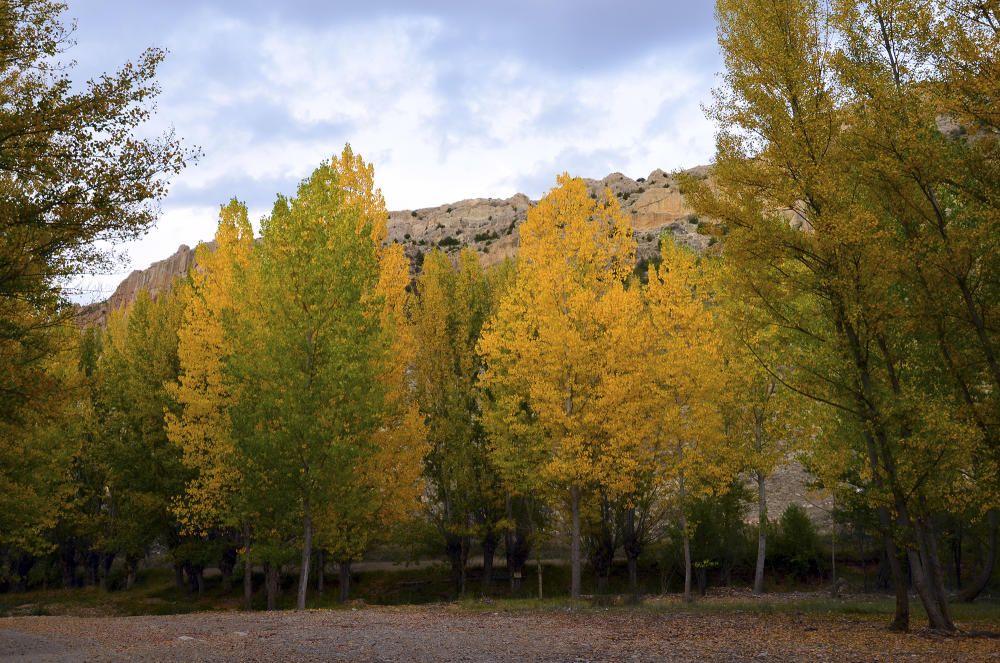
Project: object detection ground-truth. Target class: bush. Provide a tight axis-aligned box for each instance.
[438,236,460,248]
[770,504,823,581]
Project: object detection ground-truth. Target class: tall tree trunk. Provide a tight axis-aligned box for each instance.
[220,547,236,593]
[754,471,767,595]
[99,553,114,592]
[877,505,909,631]
[505,495,516,592]
[265,564,279,611]
[446,533,465,597]
[243,551,253,611]
[952,522,963,590]
[174,562,185,591]
[316,549,325,594]
[624,508,640,603]
[481,531,496,595]
[904,519,954,632]
[570,485,581,599]
[338,561,351,602]
[921,516,952,622]
[959,508,998,602]
[125,555,139,591]
[297,502,312,610]
[59,543,75,589]
[536,547,543,599]
[681,510,693,603]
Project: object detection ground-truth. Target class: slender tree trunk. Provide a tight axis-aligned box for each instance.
[60,544,75,589]
[625,507,640,603]
[858,527,869,593]
[876,505,909,631]
[570,485,581,599]
[243,552,253,611]
[338,561,351,602]
[959,509,998,602]
[125,555,139,591]
[316,549,325,594]
[830,523,838,598]
[446,533,465,597]
[99,553,114,592]
[297,502,312,610]
[536,547,543,600]
[265,564,279,611]
[681,511,693,603]
[481,532,496,596]
[505,495,516,592]
[952,523,963,590]
[174,562,185,591]
[754,471,767,595]
[220,547,236,593]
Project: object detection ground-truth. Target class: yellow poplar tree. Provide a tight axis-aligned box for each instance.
[479,174,635,598]
[166,199,257,606]
[638,240,730,603]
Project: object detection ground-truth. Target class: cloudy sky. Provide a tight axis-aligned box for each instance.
[68,1,721,302]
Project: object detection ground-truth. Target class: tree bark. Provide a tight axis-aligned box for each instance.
[481,531,496,596]
[316,549,325,594]
[297,502,312,610]
[265,564,279,611]
[220,547,236,593]
[959,508,998,602]
[625,508,641,603]
[125,555,139,591]
[243,552,253,611]
[98,553,114,592]
[681,509,693,603]
[445,532,466,597]
[536,548,543,599]
[754,471,768,595]
[174,562,185,591]
[59,543,75,589]
[338,561,351,602]
[570,485,582,599]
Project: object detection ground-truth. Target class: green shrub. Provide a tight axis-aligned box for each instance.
[770,504,823,581]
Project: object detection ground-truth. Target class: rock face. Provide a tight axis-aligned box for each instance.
[78,167,715,325]
[76,244,199,326]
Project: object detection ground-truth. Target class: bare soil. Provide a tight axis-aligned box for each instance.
[2,603,998,662]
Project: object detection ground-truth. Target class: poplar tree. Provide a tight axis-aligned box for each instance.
[479,174,635,599]
[232,146,420,611]
[412,248,504,595]
[166,200,257,606]
[698,0,991,631]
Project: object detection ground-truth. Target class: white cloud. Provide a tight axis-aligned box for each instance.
[69,8,720,302]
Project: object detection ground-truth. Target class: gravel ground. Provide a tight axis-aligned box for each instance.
[2,605,998,662]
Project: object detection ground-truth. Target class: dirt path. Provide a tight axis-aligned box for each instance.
[2,605,998,662]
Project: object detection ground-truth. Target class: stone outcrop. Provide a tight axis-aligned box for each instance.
[78,167,717,325]
[77,244,200,326]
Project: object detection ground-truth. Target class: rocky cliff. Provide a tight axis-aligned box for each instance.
[78,167,712,325]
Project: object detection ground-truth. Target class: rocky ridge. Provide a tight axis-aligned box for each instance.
[79,167,713,325]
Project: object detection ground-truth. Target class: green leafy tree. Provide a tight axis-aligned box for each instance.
[90,286,188,589]
[412,248,506,595]
[0,0,192,425]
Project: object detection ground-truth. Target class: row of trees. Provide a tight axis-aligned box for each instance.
[1,0,998,634]
[1,150,815,611]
